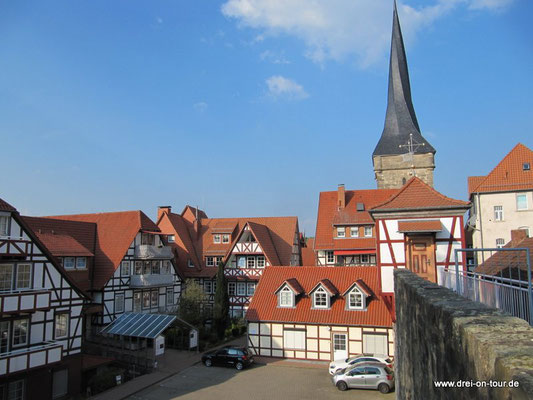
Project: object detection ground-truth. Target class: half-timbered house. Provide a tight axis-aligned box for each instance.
[157,206,302,318]
[246,266,394,361]
[0,198,87,400]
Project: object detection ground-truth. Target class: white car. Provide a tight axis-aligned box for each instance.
[328,355,393,375]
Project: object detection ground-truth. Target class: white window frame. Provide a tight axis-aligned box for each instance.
[55,313,69,339]
[12,319,29,347]
[213,234,221,244]
[63,257,75,269]
[337,227,345,238]
[151,290,158,307]
[364,226,372,237]
[15,264,31,290]
[236,282,246,296]
[350,227,359,237]
[0,264,13,291]
[166,288,174,305]
[496,238,505,248]
[257,256,265,268]
[247,282,256,296]
[187,259,194,268]
[0,216,9,236]
[8,379,25,400]
[228,282,236,296]
[348,287,364,310]
[76,257,87,270]
[283,329,305,350]
[326,251,334,264]
[204,280,213,294]
[279,286,294,307]
[206,257,214,267]
[115,293,125,313]
[168,234,175,243]
[313,287,329,309]
[494,205,504,221]
[517,194,528,211]
[247,256,255,268]
[361,254,370,264]
[222,234,230,244]
[135,261,143,275]
[121,261,130,276]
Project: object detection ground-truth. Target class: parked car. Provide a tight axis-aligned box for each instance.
[202,346,254,370]
[328,354,393,375]
[331,362,394,393]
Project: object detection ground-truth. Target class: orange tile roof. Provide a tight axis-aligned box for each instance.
[43,210,159,290]
[158,209,299,278]
[0,197,16,212]
[247,266,392,327]
[315,188,398,251]
[475,236,533,276]
[468,143,533,195]
[397,220,442,233]
[371,177,470,211]
[301,238,316,266]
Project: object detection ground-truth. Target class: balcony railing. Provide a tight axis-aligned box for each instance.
[0,289,51,313]
[134,245,173,259]
[130,274,174,288]
[0,341,63,375]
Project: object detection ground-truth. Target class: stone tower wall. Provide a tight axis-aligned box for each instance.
[373,153,435,189]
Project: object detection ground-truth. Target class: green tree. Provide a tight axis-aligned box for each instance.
[213,261,230,339]
[179,279,208,328]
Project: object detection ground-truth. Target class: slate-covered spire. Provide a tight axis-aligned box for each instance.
[373,1,435,157]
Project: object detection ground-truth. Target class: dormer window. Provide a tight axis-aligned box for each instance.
[187,259,194,268]
[313,287,329,308]
[213,234,221,244]
[350,227,359,237]
[279,286,294,307]
[168,234,175,243]
[336,227,345,238]
[222,234,230,244]
[348,287,364,310]
[364,226,372,237]
[524,163,531,171]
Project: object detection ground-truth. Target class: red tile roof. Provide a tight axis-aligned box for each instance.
[475,235,533,276]
[0,197,16,212]
[247,266,393,327]
[315,188,398,251]
[397,220,442,233]
[42,211,159,290]
[158,210,299,278]
[301,238,316,266]
[277,278,305,295]
[371,177,470,211]
[468,143,533,195]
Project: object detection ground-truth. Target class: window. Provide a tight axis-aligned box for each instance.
[326,251,334,264]
[121,261,130,276]
[237,256,246,268]
[168,234,175,243]
[350,227,359,237]
[348,287,364,310]
[496,238,505,248]
[283,329,305,350]
[204,281,213,294]
[134,261,142,275]
[152,261,160,274]
[166,288,173,305]
[257,256,265,268]
[279,286,294,307]
[63,257,75,269]
[247,282,256,296]
[206,257,214,267]
[0,216,9,236]
[247,257,255,268]
[162,260,171,274]
[0,264,13,291]
[187,259,194,268]
[361,254,370,264]
[16,264,31,289]
[222,234,230,244]
[228,282,236,296]
[213,234,221,244]
[12,319,29,346]
[337,227,345,238]
[143,291,151,308]
[494,205,504,221]
[54,313,69,338]
[364,226,372,237]
[143,261,151,274]
[115,293,125,313]
[141,233,154,245]
[76,257,87,269]
[7,380,24,400]
[517,194,528,211]
[524,162,531,171]
[518,226,530,238]
[52,369,68,399]
[151,290,158,307]
[215,256,223,266]
[236,282,246,296]
[313,287,328,308]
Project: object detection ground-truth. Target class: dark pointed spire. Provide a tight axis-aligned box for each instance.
[373,1,435,157]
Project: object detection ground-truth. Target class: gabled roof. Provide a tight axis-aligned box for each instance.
[310,279,339,296]
[371,177,469,212]
[181,205,208,223]
[247,266,392,327]
[475,232,533,276]
[343,280,373,298]
[315,188,398,251]
[275,278,304,295]
[158,210,299,278]
[301,238,316,266]
[43,210,160,290]
[0,197,16,212]
[468,143,533,195]
[373,1,435,157]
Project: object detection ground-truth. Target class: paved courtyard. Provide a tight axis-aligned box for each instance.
[128,362,394,400]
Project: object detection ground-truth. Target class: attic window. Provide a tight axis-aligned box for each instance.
[222,234,230,244]
[313,287,329,309]
[524,163,531,171]
[347,287,364,310]
[168,234,175,243]
[187,259,194,268]
[356,203,365,211]
[279,286,294,307]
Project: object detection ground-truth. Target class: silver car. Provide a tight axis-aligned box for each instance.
[331,362,394,393]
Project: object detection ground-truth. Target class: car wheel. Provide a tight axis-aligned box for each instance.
[235,362,244,371]
[378,383,390,394]
[336,381,348,391]
[204,359,212,367]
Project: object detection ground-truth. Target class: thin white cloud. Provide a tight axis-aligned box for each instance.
[266,76,308,100]
[260,50,291,64]
[156,17,163,25]
[194,102,208,112]
[221,0,514,67]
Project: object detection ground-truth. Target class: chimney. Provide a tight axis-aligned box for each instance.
[337,184,345,210]
[510,229,528,246]
[157,205,172,221]
[193,206,202,240]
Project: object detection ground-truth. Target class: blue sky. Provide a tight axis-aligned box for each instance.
[1,0,532,235]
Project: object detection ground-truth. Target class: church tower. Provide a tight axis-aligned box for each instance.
[373,2,436,189]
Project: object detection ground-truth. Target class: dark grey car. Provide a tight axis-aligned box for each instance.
[331,362,394,393]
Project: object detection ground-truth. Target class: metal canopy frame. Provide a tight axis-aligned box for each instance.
[100,313,177,339]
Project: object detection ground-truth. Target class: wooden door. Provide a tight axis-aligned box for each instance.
[406,235,436,283]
